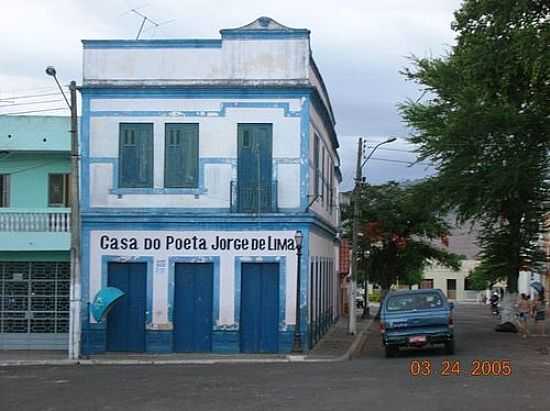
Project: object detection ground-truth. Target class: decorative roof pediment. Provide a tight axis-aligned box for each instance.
[220,17,310,37]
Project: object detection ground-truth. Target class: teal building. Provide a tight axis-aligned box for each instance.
[0,115,71,350]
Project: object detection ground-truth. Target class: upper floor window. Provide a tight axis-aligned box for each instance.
[313,134,320,198]
[48,174,70,207]
[321,147,326,206]
[164,123,199,188]
[0,174,10,207]
[119,123,153,188]
[329,163,334,214]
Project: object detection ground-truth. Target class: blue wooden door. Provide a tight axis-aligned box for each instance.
[107,263,146,352]
[240,263,279,353]
[174,263,213,352]
[237,124,273,212]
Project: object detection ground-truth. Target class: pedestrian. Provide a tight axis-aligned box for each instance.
[517,293,531,338]
[532,293,546,336]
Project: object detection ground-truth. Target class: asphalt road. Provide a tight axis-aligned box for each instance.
[1,304,549,411]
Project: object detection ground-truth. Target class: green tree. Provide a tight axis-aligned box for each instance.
[400,0,549,292]
[345,182,461,295]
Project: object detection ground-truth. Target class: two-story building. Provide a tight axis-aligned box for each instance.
[0,115,71,350]
[80,17,341,355]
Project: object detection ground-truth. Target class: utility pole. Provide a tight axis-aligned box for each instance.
[68,81,81,360]
[348,138,362,335]
[348,136,396,334]
[46,67,81,360]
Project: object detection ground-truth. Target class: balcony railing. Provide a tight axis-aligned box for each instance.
[230,180,278,213]
[0,209,70,232]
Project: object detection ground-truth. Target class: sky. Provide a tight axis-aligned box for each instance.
[0,0,463,190]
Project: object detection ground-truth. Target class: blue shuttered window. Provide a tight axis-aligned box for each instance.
[313,134,320,198]
[164,123,199,188]
[119,123,153,188]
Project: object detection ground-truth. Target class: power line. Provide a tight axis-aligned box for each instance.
[2,159,68,176]
[0,99,65,108]
[0,107,68,116]
[366,146,417,154]
[0,91,68,101]
[370,157,436,166]
[0,85,60,96]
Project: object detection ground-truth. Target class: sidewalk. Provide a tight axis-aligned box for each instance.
[0,315,372,367]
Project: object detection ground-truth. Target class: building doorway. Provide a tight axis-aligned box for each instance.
[173,263,213,352]
[447,279,457,300]
[237,124,273,213]
[240,263,279,353]
[106,262,146,352]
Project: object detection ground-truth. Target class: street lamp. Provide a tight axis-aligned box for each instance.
[46,66,81,361]
[349,137,396,334]
[292,230,304,353]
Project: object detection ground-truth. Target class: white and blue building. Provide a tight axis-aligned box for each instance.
[79,17,341,354]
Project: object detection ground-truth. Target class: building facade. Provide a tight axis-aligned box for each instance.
[80,17,341,354]
[0,116,71,349]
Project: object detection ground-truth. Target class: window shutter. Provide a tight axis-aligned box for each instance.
[313,135,320,197]
[119,123,153,188]
[165,124,198,188]
[0,175,9,208]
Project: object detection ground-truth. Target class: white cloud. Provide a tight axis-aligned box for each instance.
[0,0,462,184]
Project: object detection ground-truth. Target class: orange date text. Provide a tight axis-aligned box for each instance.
[409,360,512,377]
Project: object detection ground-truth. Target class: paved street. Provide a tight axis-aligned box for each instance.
[1,304,550,411]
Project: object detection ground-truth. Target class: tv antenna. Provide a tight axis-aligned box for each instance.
[131,8,160,39]
[129,8,176,39]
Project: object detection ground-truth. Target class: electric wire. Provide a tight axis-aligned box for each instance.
[0,107,68,116]
[0,99,65,108]
[0,91,68,101]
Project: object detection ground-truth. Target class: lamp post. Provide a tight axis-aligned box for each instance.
[292,230,304,353]
[46,67,81,360]
[349,137,396,334]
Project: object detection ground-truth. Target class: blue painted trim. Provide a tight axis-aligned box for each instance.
[233,256,287,331]
[82,39,222,49]
[300,97,310,210]
[79,88,311,98]
[98,255,154,326]
[89,102,302,118]
[167,256,220,328]
[220,32,309,39]
[80,95,308,212]
[309,57,336,125]
[81,95,91,216]
[89,156,301,197]
[80,217,338,241]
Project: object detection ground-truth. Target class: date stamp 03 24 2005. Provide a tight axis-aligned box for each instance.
[409,360,512,377]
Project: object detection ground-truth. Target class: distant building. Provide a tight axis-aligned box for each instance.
[421,222,481,301]
[79,17,341,355]
[0,116,71,350]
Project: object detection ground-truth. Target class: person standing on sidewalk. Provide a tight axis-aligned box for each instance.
[517,293,531,338]
[532,293,546,336]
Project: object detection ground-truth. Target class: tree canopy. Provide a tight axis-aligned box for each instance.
[345,182,462,292]
[399,0,549,292]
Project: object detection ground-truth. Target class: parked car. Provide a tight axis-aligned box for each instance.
[380,289,455,357]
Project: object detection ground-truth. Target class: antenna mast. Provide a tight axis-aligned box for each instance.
[131,8,160,40]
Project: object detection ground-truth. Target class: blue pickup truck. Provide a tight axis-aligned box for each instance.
[380,289,455,357]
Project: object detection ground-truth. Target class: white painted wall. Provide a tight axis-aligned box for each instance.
[309,105,339,227]
[88,230,299,329]
[83,38,309,83]
[309,230,339,318]
[87,98,303,209]
[424,260,479,301]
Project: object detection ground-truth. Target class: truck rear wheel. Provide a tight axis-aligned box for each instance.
[385,345,398,358]
[444,339,455,355]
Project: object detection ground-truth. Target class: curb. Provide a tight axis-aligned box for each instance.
[303,318,373,363]
[0,320,373,367]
